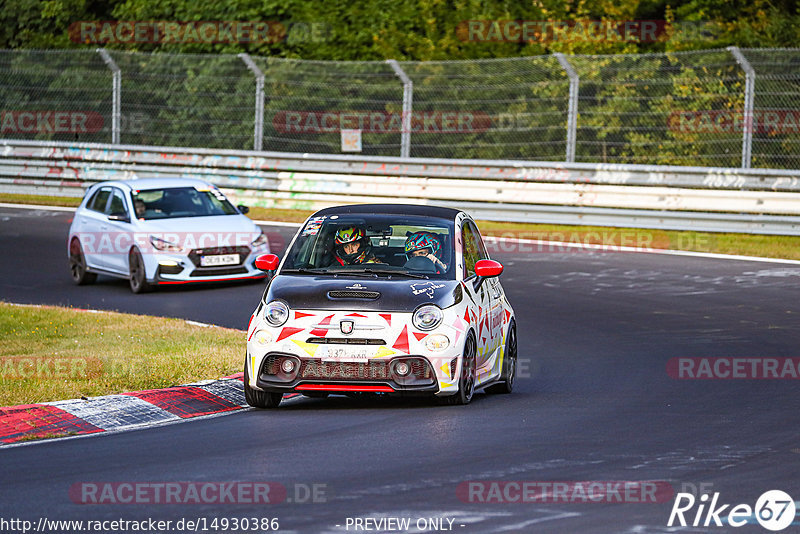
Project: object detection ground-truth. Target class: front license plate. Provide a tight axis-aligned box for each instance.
[200,254,239,267]
[318,346,370,362]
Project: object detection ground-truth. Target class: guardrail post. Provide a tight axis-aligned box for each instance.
[239,53,265,152]
[386,60,413,158]
[97,48,121,144]
[555,53,579,163]
[728,46,755,169]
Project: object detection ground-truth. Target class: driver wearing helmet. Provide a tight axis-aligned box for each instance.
[404,231,447,272]
[334,226,377,265]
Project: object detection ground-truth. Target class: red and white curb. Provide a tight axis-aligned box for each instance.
[0,374,302,446]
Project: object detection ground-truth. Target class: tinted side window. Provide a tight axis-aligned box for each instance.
[108,190,128,217]
[87,189,111,213]
[462,220,487,278]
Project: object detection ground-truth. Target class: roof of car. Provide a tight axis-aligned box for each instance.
[312,204,464,219]
[95,178,214,191]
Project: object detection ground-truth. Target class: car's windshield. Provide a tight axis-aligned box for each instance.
[131,186,238,220]
[283,214,455,279]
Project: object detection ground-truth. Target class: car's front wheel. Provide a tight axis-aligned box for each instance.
[128,248,152,294]
[244,357,283,409]
[69,238,97,285]
[445,333,476,405]
[486,321,516,394]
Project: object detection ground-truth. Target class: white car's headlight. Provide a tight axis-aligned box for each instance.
[424,334,450,352]
[413,304,443,331]
[150,235,183,252]
[251,230,269,248]
[264,301,289,326]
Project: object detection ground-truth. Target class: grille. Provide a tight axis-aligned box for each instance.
[327,290,380,300]
[188,246,250,267]
[300,360,434,381]
[189,266,248,277]
[306,337,386,345]
[450,357,458,379]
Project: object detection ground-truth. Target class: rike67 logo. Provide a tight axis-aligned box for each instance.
[668,490,796,531]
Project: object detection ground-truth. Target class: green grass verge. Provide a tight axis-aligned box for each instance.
[0,302,243,407]
[3,193,799,260]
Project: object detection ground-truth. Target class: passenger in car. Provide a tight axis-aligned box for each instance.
[404,231,447,272]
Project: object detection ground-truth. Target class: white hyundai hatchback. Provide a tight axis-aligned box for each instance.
[67,178,270,293]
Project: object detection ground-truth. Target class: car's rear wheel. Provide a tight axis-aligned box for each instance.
[128,248,151,294]
[486,321,517,394]
[69,238,97,285]
[445,333,476,405]
[244,357,283,409]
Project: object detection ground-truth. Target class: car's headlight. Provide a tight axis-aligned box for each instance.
[251,230,269,248]
[413,304,443,331]
[150,235,183,252]
[264,301,289,326]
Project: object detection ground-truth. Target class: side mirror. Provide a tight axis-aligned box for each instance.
[255,253,280,272]
[473,259,503,290]
[238,204,250,215]
[107,214,130,223]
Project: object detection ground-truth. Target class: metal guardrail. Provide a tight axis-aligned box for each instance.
[1,139,800,235]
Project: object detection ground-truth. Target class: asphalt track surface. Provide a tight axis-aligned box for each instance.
[2,205,800,533]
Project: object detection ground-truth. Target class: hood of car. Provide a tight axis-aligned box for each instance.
[134,214,258,235]
[266,275,465,312]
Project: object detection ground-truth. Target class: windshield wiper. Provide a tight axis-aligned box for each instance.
[281,268,330,275]
[347,268,429,279]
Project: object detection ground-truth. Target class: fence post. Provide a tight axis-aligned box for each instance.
[97,48,121,144]
[555,53,579,163]
[728,46,755,169]
[386,59,413,158]
[238,53,265,152]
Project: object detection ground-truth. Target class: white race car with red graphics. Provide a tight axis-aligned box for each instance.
[245,204,517,408]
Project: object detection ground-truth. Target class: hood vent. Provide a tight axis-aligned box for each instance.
[327,290,380,300]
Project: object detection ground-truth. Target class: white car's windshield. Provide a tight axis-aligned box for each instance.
[283,214,455,279]
[131,186,238,220]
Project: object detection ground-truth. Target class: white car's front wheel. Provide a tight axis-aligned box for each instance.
[244,357,283,409]
[445,333,476,405]
[69,238,97,286]
[128,248,152,294]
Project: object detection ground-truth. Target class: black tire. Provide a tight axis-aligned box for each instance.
[128,248,152,294]
[244,357,283,409]
[69,238,97,285]
[486,321,517,394]
[445,333,477,405]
